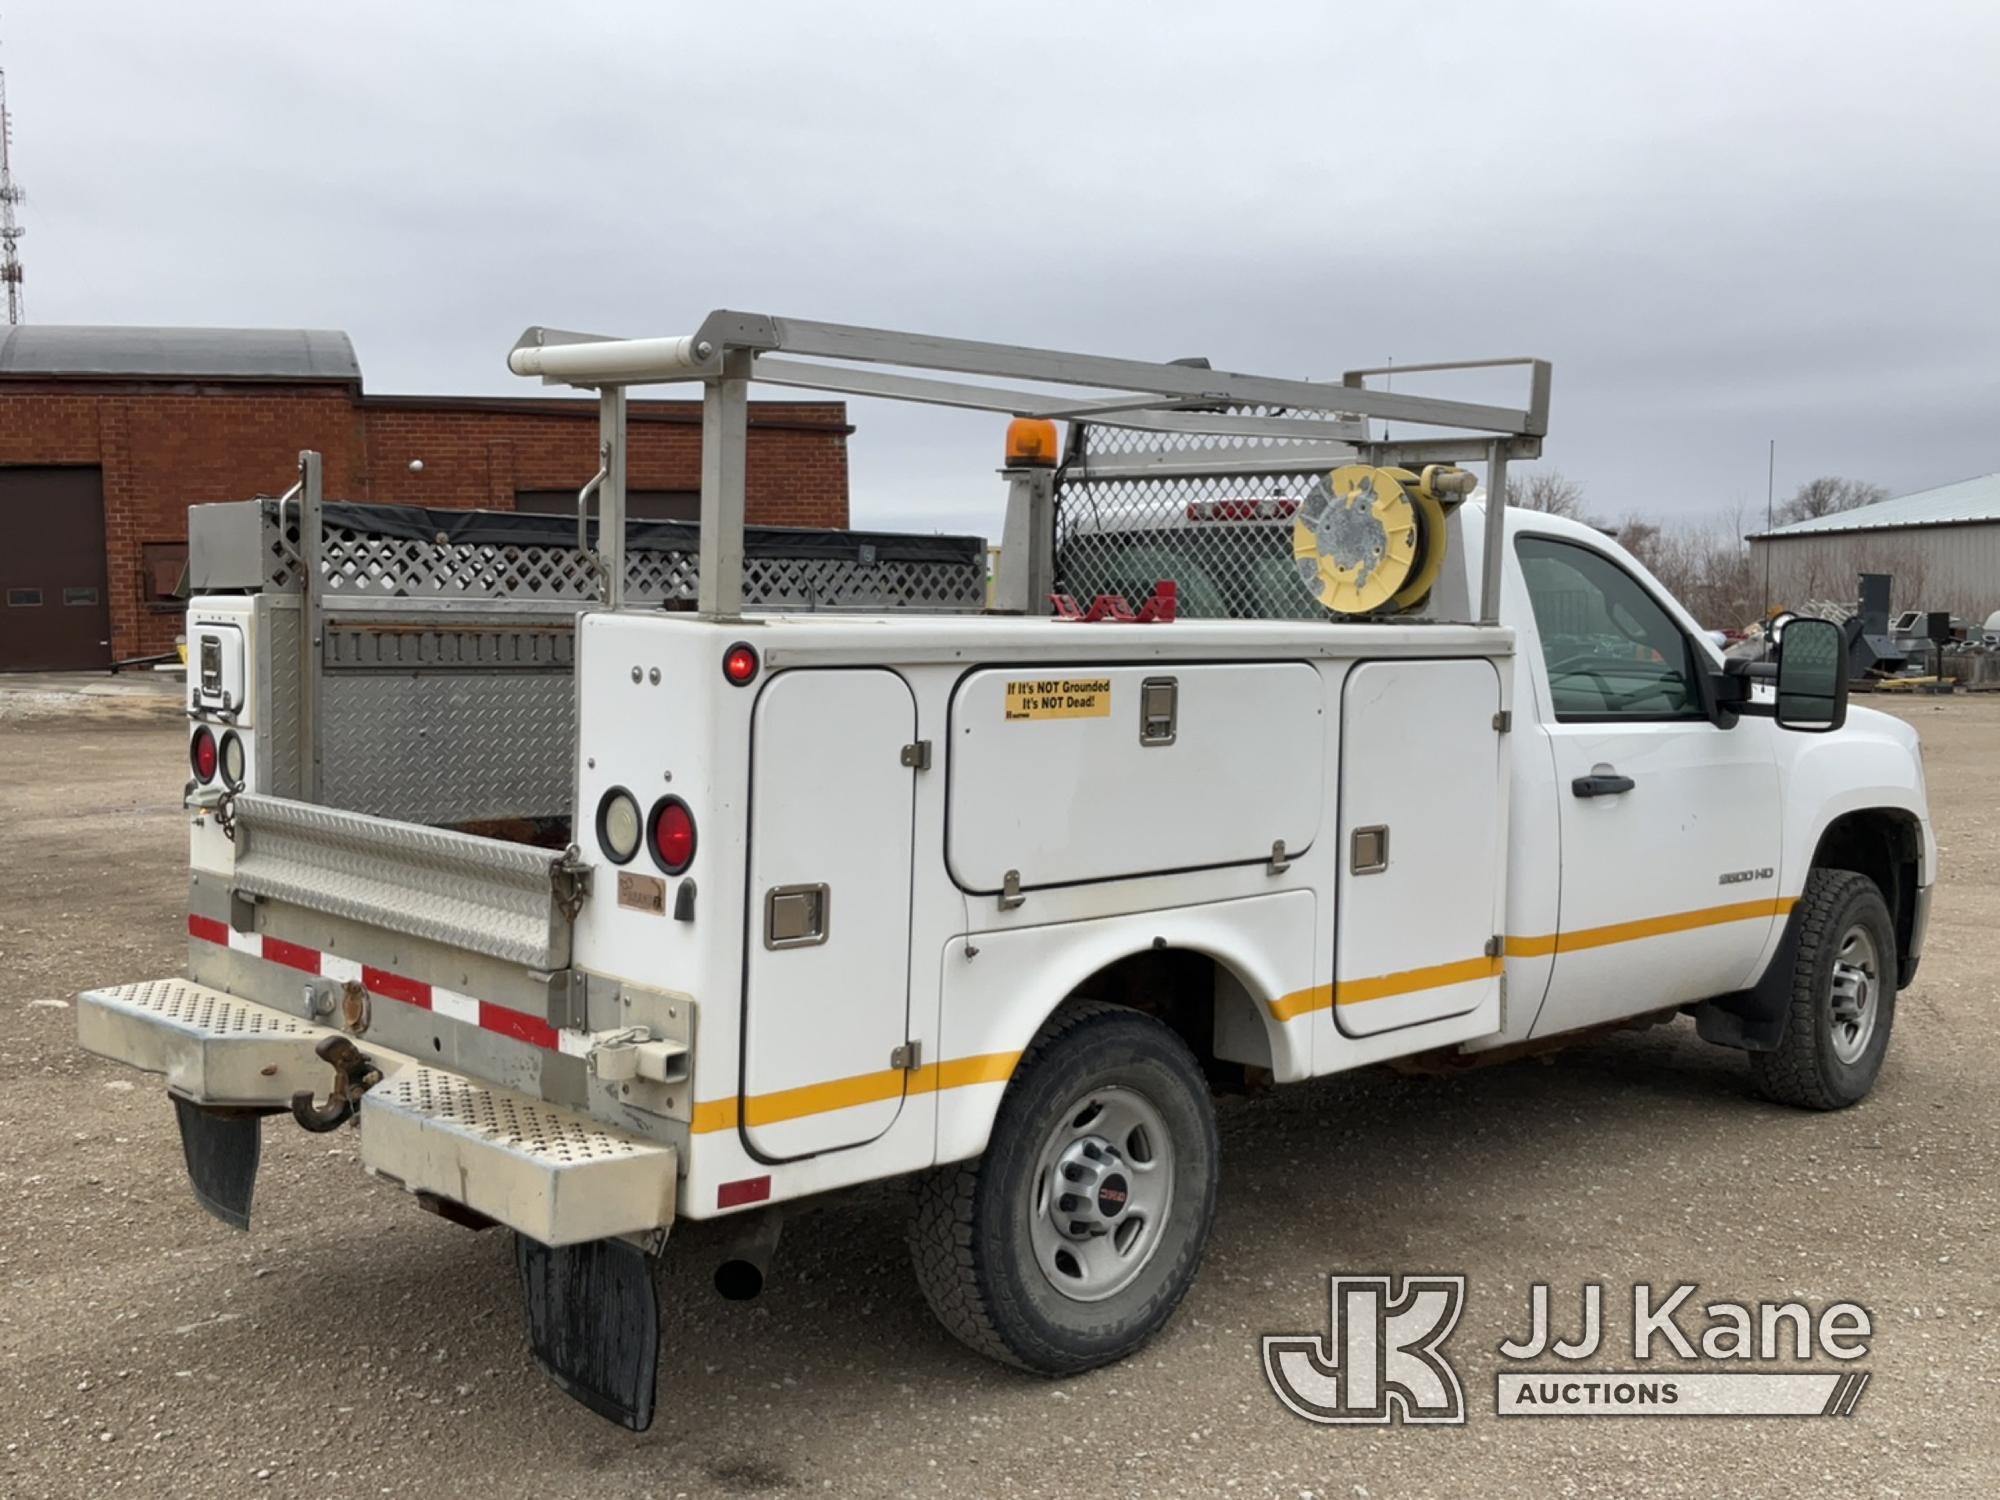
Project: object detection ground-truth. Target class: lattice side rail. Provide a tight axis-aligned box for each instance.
[262,502,986,612]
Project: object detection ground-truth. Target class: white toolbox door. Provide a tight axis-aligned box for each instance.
[743,669,917,1158]
[947,662,1324,892]
[1333,658,1505,1038]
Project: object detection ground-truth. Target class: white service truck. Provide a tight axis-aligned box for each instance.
[77,314,1933,1429]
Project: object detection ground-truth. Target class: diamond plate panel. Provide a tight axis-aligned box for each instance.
[260,600,303,799]
[229,793,571,970]
[318,672,574,826]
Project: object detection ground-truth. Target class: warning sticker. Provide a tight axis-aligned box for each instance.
[1003,677,1112,722]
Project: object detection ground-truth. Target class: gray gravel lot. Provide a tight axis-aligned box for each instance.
[1,684,1993,1499]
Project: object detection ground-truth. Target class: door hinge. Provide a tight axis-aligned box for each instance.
[1492,710,1512,732]
[1484,934,1504,958]
[899,739,932,770]
[551,844,593,921]
[999,869,1025,910]
[890,1040,923,1071]
[1268,839,1292,875]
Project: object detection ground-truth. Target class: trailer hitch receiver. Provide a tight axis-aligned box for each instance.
[289,1035,383,1133]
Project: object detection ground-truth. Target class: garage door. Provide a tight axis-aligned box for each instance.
[0,467,111,670]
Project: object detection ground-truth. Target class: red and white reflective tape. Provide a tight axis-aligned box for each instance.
[187,914,590,1057]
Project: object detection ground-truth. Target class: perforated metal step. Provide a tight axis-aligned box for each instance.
[359,1066,677,1247]
[76,978,335,1106]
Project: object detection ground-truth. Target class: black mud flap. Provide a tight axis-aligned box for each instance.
[516,1234,662,1432]
[1694,901,1806,1052]
[171,1095,265,1231]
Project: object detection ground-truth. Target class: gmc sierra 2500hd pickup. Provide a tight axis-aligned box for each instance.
[77,313,1930,1429]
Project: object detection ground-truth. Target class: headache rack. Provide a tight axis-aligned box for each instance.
[506,313,1551,627]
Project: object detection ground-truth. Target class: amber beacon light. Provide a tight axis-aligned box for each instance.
[1004,418,1059,467]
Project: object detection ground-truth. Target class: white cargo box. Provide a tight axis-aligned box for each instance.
[946,661,1325,892]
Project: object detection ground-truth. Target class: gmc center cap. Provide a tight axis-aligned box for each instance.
[1097,1172,1130,1217]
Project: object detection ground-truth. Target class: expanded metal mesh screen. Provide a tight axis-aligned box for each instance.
[266,506,985,612]
[1053,418,1332,620]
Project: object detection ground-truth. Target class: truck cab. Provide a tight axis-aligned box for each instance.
[1465,505,1929,1053]
[74,312,1932,1429]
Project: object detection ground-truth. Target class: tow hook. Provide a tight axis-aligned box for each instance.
[290,1035,383,1133]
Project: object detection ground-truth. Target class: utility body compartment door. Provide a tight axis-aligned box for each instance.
[947,662,1323,892]
[1333,659,1506,1038]
[742,669,917,1159]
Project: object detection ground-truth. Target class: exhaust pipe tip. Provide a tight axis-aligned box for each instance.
[711,1207,782,1301]
[714,1258,765,1302]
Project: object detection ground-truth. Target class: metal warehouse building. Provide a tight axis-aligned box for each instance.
[1748,472,2000,623]
[0,326,851,670]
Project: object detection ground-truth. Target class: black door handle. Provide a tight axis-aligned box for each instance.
[1572,773,1636,798]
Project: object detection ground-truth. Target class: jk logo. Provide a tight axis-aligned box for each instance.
[1263,1274,1467,1425]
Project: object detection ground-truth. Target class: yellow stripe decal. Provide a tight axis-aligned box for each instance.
[690,1097,739,1134]
[691,898,1803,1131]
[1519,896,1797,955]
[924,1051,1023,1093]
[690,1050,1022,1136]
[1337,953,1503,1007]
[1268,983,1334,1023]
[1270,896,1799,1022]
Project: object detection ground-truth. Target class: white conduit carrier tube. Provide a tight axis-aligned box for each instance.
[507,334,708,383]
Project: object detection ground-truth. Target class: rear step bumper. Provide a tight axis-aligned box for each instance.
[364,1066,676,1246]
[77,978,337,1106]
[76,978,677,1247]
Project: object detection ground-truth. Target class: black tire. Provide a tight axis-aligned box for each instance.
[907,1001,1220,1375]
[1749,868,1898,1110]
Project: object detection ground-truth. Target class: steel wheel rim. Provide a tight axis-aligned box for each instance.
[1827,922,1880,1065]
[1027,1084,1175,1304]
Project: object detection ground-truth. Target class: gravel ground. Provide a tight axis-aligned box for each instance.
[1,684,1993,1499]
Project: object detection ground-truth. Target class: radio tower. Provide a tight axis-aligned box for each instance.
[1,52,24,325]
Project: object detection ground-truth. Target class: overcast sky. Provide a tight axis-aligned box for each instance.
[8,1,1999,541]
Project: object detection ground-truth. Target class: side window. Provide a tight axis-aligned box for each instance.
[1515,536,1705,720]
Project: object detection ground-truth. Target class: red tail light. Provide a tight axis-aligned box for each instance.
[648,797,696,874]
[1184,498,1300,521]
[722,641,760,687]
[189,727,218,783]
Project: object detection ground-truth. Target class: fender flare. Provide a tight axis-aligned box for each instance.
[1698,806,1922,1052]
[932,894,1315,1162]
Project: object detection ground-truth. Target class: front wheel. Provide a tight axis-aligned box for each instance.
[1749,868,1898,1109]
[907,1002,1219,1374]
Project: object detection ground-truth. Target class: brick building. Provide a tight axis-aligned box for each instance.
[0,326,850,668]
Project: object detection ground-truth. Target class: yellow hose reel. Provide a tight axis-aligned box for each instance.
[1292,464,1467,615]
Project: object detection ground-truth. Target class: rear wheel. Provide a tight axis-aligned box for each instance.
[907,1002,1219,1374]
[1749,868,1897,1109]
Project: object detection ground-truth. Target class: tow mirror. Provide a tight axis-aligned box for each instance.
[1774,616,1847,732]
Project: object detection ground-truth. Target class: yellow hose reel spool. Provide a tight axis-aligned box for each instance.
[1293,465,1454,615]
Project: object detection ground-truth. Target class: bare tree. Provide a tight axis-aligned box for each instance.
[1616,511,1762,628]
[1774,476,1889,527]
[1504,469,1588,519]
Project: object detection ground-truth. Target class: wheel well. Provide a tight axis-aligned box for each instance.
[1812,809,1922,966]
[1054,948,1275,1085]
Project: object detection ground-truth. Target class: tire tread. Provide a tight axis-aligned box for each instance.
[907,1001,1208,1372]
[1749,868,1887,1110]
